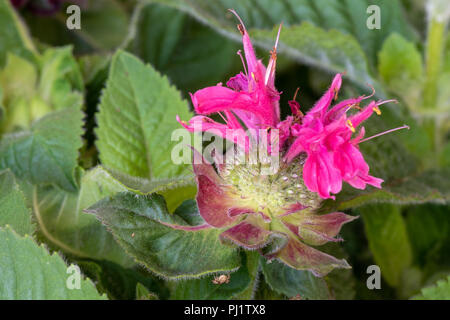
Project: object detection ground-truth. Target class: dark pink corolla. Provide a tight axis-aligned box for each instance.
[177,11,408,276]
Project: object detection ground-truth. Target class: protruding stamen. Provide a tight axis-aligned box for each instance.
[228,9,247,32]
[347,119,356,132]
[359,125,410,143]
[363,83,376,100]
[236,50,248,76]
[344,103,362,114]
[376,99,398,106]
[293,87,300,101]
[218,112,228,124]
[264,23,283,86]
[274,22,283,50]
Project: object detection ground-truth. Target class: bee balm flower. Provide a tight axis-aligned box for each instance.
[177,11,408,276]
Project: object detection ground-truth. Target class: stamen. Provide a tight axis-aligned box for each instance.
[346,119,356,132]
[218,112,228,124]
[264,23,282,86]
[274,22,283,50]
[293,87,300,101]
[376,99,398,106]
[362,83,376,100]
[228,9,247,33]
[236,49,248,76]
[359,125,410,143]
[344,103,361,113]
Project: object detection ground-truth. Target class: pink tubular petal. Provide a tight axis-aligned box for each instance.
[324,96,364,124]
[192,85,251,115]
[284,136,305,163]
[303,149,342,199]
[305,73,342,120]
[334,142,368,180]
[191,85,277,128]
[346,173,383,190]
[349,101,376,128]
[229,9,259,75]
[276,238,351,277]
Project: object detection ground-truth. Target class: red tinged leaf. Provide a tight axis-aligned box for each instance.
[220,215,287,250]
[276,238,350,277]
[282,211,358,246]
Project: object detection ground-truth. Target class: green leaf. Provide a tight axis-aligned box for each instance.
[0,0,36,67]
[378,33,424,107]
[86,192,241,279]
[405,204,450,267]
[96,50,192,179]
[234,251,261,299]
[38,46,84,110]
[0,53,37,104]
[0,53,39,132]
[136,282,158,300]
[412,276,450,300]
[0,226,106,300]
[360,204,413,287]
[0,48,83,133]
[22,0,129,55]
[77,259,167,300]
[131,3,239,93]
[321,243,356,300]
[0,107,83,192]
[331,168,450,211]
[250,22,382,95]
[169,253,251,300]
[0,170,33,236]
[261,258,331,300]
[104,168,196,213]
[77,0,130,51]
[149,0,417,68]
[33,166,133,266]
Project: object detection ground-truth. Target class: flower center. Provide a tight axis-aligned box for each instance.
[220,155,321,218]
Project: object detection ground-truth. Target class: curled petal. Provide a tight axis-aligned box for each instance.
[346,173,383,190]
